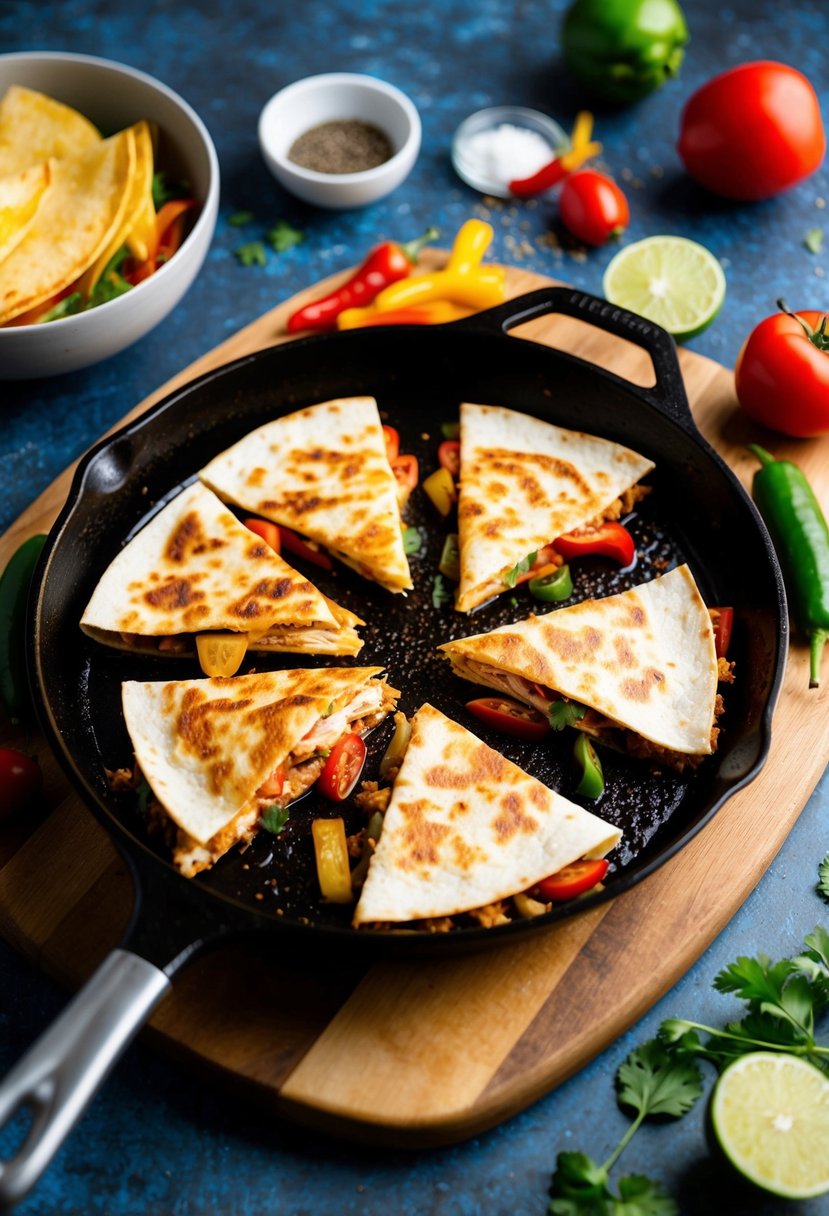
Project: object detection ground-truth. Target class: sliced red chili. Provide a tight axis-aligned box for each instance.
[554,522,635,567]
[244,517,281,553]
[535,858,609,902]
[316,733,367,801]
[390,453,419,490]
[382,425,400,462]
[278,526,334,571]
[437,439,461,477]
[709,606,734,658]
[465,696,551,742]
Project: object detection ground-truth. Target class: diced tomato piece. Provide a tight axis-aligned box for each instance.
[257,765,285,799]
[316,734,367,801]
[535,858,609,902]
[244,517,281,553]
[382,425,400,461]
[553,522,635,567]
[390,453,419,490]
[466,696,550,742]
[278,526,334,571]
[709,606,734,658]
[437,439,461,477]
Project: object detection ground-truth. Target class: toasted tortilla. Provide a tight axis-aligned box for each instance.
[353,703,622,925]
[77,120,155,294]
[456,403,655,613]
[0,126,136,323]
[81,481,364,656]
[199,397,413,594]
[0,85,100,176]
[0,161,53,264]
[123,667,393,851]
[441,565,719,757]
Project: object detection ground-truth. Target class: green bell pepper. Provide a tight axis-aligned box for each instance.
[562,0,689,105]
[573,732,605,799]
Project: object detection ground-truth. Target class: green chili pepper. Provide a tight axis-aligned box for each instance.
[574,733,605,799]
[438,533,460,581]
[0,534,47,724]
[749,445,829,688]
[529,564,573,603]
[561,0,689,105]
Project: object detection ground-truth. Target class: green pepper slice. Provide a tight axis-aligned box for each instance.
[574,733,605,799]
[562,0,689,105]
[0,534,47,724]
[438,533,460,581]
[529,564,573,603]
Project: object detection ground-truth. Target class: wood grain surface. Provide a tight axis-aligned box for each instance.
[1,255,826,1147]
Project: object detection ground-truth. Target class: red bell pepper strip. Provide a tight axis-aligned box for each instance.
[709,606,734,659]
[554,522,635,566]
[278,526,334,571]
[286,228,439,333]
[243,517,281,552]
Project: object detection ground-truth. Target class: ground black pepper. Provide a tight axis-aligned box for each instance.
[288,119,394,174]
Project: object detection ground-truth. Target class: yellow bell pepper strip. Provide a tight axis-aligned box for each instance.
[509,111,602,197]
[311,817,354,903]
[365,219,506,314]
[336,300,473,328]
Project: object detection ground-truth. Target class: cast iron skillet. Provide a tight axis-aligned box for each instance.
[0,289,786,1206]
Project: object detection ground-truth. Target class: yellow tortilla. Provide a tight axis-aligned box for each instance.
[0,160,52,263]
[0,84,100,176]
[77,120,155,294]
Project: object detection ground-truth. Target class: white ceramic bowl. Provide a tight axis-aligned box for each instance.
[258,72,421,209]
[0,51,219,380]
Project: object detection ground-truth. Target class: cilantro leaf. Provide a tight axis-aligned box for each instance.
[550,1151,609,1203]
[402,525,422,555]
[135,778,152,818]
[234,241,268,267]
[615,1174,678,1216]
[818,855,829,902]
[260,805,289,834]
[504,551,538,589]
[228,210,254,226]
[432,573,451,609]
[805,227,824,254]
[441,420,460,440]
[38,292,84,323]
[152,170,190,209]
[548,701,586,731]
[803,924,829,968]
[713,953,795,1006]
[616,1040,703,1120]
[267,219,304,252]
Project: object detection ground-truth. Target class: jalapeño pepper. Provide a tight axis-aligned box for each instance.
[749,445,829,688]
[573,733,605,799]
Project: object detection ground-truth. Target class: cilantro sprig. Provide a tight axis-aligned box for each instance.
[548,701,586,731]
[549,1040,702,1216]
[818,851,829,902]
[260,805,290,834]
[504,551,538,589]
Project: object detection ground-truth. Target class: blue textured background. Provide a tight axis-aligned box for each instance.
[1,2,828,1213]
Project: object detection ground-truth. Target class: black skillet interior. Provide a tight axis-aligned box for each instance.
[31,288,787,961]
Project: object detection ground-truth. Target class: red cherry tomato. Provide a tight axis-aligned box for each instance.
[535,858,609,902]
[709,607,734,660]
[0,748,42,822]
[558,170,629,247]
[678,62,825,200]
[390,453,419,490]
[554,522,635,566]
[244,517,281,553]
[437,439,461,477]
[465,697,551,742]
[316,733,367,801]
[277,525,334,571]
[735,307,829,437]
[382,425,400,462]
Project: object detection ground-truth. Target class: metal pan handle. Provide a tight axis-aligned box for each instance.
[455,286,694,428]
[0,950,170,1210]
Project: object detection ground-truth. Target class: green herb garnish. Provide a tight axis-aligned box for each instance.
[135,778,152,818]
[152,170,191,210]
[260,805,290,834]
[805,227,825,254]
[441,420,460,440]
[504,551,537,589]
[228,210,254,227]
[547,701,586,731]
[267,220,304,252]
[234,241,268,267]
[88,246,132,308]
[819,853,829,902]
[38,292,85,323]
[432,573,451,609]
[402,525,422,555]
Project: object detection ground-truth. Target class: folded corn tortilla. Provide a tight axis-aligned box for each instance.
[199,396,413,594]
[353,702,622,925]
[81,481,364,657]
[456,402,654,613]
[0,85,101,176]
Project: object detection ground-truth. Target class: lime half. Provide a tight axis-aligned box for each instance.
[602,235,726,341]
[710,1052,829,1199]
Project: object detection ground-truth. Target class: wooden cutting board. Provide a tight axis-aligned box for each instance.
[1,256,827,1148]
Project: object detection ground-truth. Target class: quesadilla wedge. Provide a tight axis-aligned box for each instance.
[455,402,655,613]
[121,666,399,876]
[441,564,734,772]
[81,482,364,662]
[352,703,621,926]
[199,396,413,594]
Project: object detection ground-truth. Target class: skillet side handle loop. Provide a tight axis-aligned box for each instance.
[0,949,169,1210]
[456,286,693,428]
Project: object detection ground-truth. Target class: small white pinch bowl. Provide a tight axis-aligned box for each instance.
[0,51,219,380]
[258,72,421,209]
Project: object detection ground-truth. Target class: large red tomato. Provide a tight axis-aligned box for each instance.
[735,306,829,437]
[678,62,825,200]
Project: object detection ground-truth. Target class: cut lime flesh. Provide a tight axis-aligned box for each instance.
[710,1052,829,1199]
[602,235,726,341]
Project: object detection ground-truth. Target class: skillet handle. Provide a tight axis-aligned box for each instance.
[456,286,693,428]
[0,949,169,1210]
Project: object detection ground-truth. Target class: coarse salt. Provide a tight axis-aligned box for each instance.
[461,123,554,190]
